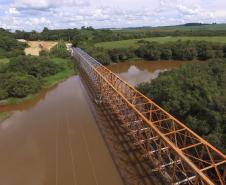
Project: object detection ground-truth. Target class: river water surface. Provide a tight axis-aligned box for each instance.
[0,60,192,185]
[108,60,191,86]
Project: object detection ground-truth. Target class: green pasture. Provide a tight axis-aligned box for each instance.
[96,36,226,49]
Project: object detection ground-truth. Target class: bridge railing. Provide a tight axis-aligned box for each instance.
[73,47,226,185]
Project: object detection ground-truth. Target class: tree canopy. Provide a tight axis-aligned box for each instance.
[0,29,26,58]
[0,56,61,100]
[88,40,226,65]
[137,59,226,152]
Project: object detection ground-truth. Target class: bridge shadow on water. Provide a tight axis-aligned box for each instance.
[79,69,166,185]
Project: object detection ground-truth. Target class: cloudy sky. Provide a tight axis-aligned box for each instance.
[0,0,226,31]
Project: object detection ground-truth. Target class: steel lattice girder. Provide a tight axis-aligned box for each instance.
[73,48,226,185]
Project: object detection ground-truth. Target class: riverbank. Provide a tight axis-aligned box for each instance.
[0,57,77,107]
[0,112,11,123]
[0,59,191,124]
[0,76,124,185]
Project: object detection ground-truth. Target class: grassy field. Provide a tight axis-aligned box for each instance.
[96,36,226,49]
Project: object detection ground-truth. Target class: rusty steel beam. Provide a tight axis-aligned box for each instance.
[73,48,226,185]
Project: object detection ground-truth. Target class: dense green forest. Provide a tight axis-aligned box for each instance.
[135,40,226,60]
[0,29,74,104]
[0,55,73,103]
[0,29,27,58]
[137,59,226,152]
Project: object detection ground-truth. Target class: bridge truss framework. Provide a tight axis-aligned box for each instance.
[73,48,226,185]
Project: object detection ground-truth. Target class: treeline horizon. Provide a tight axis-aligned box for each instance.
[2,22,225,32]
[1,22,226,44]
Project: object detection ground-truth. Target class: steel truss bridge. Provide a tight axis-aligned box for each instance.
[73,48,226,185]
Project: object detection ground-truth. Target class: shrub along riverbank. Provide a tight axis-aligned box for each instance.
[137,59,226,153]
[0,112,11,123]
[0,56,75,105]
[86,40,226,65]
[0,41,76,106]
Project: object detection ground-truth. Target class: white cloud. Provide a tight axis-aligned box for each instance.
[214,11,226,18]
[13,0,89,10]
[13,0,52,10]
[5,7,20,16]
[0,0,226,31]
[176,5,199,15]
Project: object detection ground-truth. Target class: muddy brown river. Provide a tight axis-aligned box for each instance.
[108,60,192,86]
[0,60,193,185]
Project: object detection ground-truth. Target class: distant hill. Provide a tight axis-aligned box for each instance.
[181,23,211,26]
[114,23,226,32]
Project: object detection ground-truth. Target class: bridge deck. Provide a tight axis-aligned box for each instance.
[73,48,226,185]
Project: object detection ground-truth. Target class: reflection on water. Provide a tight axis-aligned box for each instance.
[0,76,123,185]
[108,60,193,86]
[118,65,167,86]
[0,85,59,112]
[0,60,197,185]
